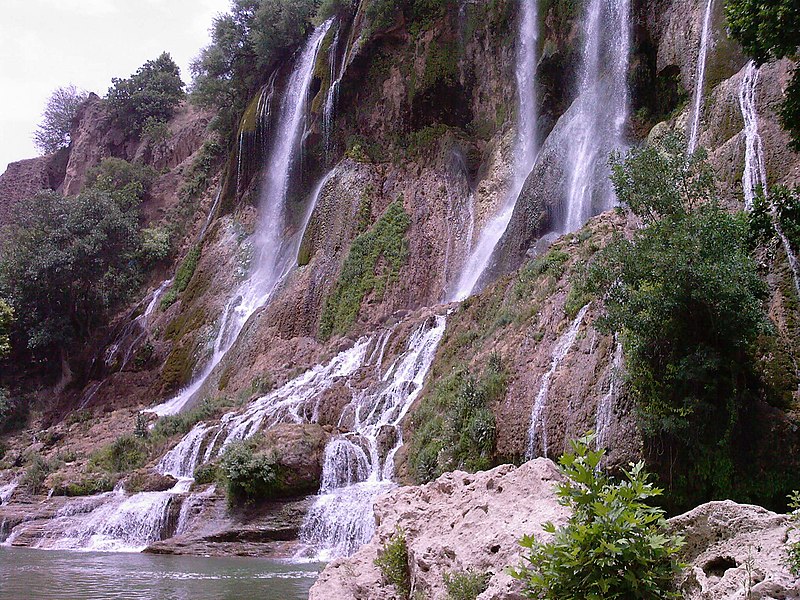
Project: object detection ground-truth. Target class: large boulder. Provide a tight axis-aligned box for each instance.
[670,500,800,600]
[309,458,568,600]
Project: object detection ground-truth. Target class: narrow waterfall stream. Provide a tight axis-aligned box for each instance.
[688,0,714,154]
[595,339,623,450]
[738,61,800,297]
[526,304,589,459]
[149,20,334,417]
[560,0,630,233]
[449,0,540,301]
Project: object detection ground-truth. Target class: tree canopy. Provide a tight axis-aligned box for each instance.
[107,52,185,136]
[33,85,89,154]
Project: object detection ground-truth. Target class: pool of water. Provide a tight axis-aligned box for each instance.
[0,547,321,600]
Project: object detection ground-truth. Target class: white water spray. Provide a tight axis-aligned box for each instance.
[149,21,334,417]
[688,0,714,154]
[526,304,589,459]
[449,0,539,301]
[561,0,630,233]
[595,339,623,450]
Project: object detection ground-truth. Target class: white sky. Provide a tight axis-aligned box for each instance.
[0,0,231,173]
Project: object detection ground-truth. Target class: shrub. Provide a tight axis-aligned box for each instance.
[85,158,156,210]
[219,438,280,505]
[22,453,54,494]
[107,52,184,136]
[443,570,490,600]
[408,357,503,483]
[194,461,220,485]
[33,85,89,154]
[374,527,411,598]
[0,299,12,357]
[90,435,149,473]
[160,245,201,309]
[510,433,684,599]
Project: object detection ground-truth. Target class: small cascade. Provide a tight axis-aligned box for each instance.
[560,0,630,233]
[688,0,714,154]
[0,478,19,505]
[442,148,476,299]
[526,305,590,459]
[175,484,216,536]
[323,25,348,161]
[299,315,447,560]
[149,21,334,417]
[595,339,623,450]
[102,278,173,372]
[738,61,800,297]
[450,0,540,301]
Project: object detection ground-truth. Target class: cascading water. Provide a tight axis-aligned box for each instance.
[526,304,589,459]
[738,61,800,296]
[0,479,18,505]
[595,339,623,450]
[688,0,714,154]
[449,0,540,301]
[298,315,447,560]
[149,20,334,417]
[323,24,348,161]
[560,0,630,233]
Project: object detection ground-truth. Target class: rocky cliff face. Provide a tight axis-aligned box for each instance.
[0,0,798,582]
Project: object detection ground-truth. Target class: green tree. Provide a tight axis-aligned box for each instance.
[33,85,89,154]
[510,433,684,599]
[107,52,184,136]
[726,0,800,150]
[585,133,766,504]
[0,189,142,363]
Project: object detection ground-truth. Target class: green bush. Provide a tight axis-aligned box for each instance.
[90,435,149,473]
[22,453,54,494]
[443,570,490,600]
[194,461,220,485]
[33,85,89,154]
[320,200,410,338]
[107,52,184,136]
[85,158,156,210]
[0,299,11,357]
[53,475,116,497]
[220,437,280,505]
[408,356,503,483]
[510,433,684,599]
[585,133,767,506]
[374,527,411,598]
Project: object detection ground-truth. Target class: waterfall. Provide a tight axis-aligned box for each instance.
[298,315,447,560]
[688,0,714,154]
[149,20,334,417]
[595,339,623,450]
[560,0,630,233]
[0,479,19,505]
[323,24,347,161]
[449,0,540,301]
[526,304,589,459]
[738,61,800,296]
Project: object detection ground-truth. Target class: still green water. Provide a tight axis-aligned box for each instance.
[0,547,321,599]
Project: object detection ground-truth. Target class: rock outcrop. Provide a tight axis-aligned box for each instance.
[310,459,568,600]
[311,460,800,600]
[671,500,800,600]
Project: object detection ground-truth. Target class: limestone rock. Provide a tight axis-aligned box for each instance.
[262,423,330,496]
[669,500,800,600]
[309,459,568,600]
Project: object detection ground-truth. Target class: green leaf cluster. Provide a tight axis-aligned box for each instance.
[788,490,800,577]
[510,433,684,599]
[586,134,766,449]
[219,437,281,505]
[33,85,89,154]
[443,569,490,600]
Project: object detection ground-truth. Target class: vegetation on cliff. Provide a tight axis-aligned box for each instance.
[726,0,800,150]
[33,85,89,154]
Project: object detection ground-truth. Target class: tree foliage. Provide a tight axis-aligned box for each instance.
[583,134,768,506]
[510,433,684,599]
[0,159,157,365]
[107,52,184,136]
[0,299,12,358]
[190,0,321,137]
[33,85,89,154]
[726,0,800,150]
